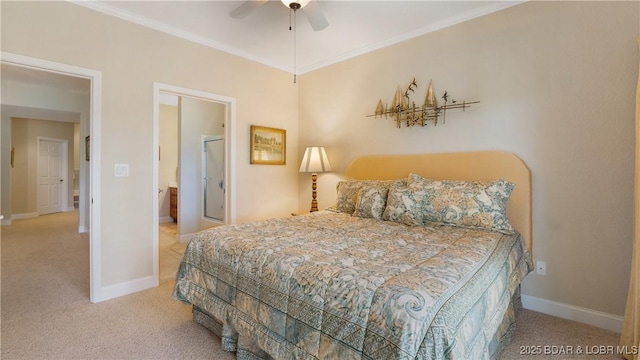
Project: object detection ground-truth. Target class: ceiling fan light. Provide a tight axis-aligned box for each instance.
[281,0,310,10]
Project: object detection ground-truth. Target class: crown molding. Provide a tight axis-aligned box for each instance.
[69,1,291,73]
[297,1,526,74]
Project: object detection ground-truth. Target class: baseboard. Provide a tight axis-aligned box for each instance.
[522,294,623,333]
[179,232,196,243]
[159,216,174,224]
[11,210,76,221]
[1,218,11,226]
[91,275,158,303]
[78,225,88,233]
[11,212,38,220]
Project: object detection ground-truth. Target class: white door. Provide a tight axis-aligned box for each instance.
[204,137,224,221]
[38,140,64,215]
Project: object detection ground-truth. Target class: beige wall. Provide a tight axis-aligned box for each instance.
[159,104,178,220]
[298,1,639,317]
[11,118,75,214]
[0,117,10,221]
[1,1,299,287]
[73,123,80,196]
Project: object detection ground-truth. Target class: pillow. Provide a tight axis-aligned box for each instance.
[352,183,389,220]
[381,179,425,226]
[335,180,394,214]
[407,173,515,233]
[325,205,339,212]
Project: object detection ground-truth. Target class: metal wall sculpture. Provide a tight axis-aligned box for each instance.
[368,78,479,128]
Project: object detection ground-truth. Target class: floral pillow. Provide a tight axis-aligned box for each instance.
[352,184,390,220]
[335,180,393,214]
[407,173,516,233]
[381,179,425,226]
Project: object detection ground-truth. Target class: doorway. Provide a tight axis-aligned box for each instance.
[152,82,236,284]
[1,51,102,302]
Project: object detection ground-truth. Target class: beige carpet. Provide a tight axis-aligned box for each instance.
[1,211,623,359]
[1,211,233,360]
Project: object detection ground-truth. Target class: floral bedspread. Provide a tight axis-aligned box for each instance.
[173,211,532,359]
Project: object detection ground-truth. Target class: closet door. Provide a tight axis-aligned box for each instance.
[38,140,64,215]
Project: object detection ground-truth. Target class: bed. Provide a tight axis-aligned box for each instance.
[173,151,534,359]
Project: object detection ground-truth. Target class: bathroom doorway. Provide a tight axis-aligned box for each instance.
[152,82,236,284]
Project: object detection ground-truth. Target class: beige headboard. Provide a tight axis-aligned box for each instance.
[345,151,532,254]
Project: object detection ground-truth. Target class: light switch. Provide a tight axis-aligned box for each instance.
[114,164,129,177]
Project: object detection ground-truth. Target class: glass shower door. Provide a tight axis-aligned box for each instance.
[204,137,224,221]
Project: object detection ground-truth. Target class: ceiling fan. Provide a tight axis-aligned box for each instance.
[229,0,329,31]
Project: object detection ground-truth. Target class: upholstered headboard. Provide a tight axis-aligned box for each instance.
[344,151,532,254]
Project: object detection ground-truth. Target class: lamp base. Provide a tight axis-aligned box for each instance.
[309,173,318,212]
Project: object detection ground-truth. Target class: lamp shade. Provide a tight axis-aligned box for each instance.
[299,146,331,173]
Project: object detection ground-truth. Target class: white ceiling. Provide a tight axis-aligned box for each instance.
[1,64,89,123]
[1,64,90,93]
[75,0,524,75]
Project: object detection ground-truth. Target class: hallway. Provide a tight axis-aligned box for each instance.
[0,211,230,359]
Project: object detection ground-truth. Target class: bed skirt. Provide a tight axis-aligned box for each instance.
[192,286,523,360]
[193,306,275,359]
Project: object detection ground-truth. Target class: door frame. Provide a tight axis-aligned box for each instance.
[152,82,236,283]
[1,51,103,303]
[37,137,69,215]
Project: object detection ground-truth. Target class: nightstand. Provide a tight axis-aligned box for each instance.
[169,187,178,222]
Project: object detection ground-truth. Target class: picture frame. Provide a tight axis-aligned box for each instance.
[85,136,90,161]
[250,125,286,165]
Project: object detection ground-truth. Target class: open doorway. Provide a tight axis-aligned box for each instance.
[152,83,236,284]
[0,52,102,302]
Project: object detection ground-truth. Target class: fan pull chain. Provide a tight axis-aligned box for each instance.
[287,7,298,83]
[293,9,297,83]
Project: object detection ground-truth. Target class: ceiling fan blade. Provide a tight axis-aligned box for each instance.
[302,0,329,31]
[229,0,268,19]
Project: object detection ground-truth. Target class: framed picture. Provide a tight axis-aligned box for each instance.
[250,125,286,165]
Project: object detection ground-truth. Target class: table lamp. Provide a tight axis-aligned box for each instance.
[299,146,331,212]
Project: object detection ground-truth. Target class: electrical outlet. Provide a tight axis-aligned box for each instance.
[536,261,546,275]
